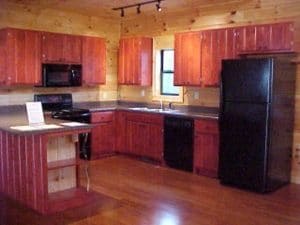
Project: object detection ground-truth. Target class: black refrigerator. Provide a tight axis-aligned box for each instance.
[219,57,296,193]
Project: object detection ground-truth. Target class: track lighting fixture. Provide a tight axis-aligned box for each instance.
[112,0,164,17]
[156,0,162,12]
[137,4,141,14]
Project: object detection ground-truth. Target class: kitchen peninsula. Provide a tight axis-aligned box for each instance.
[0,108,93,214]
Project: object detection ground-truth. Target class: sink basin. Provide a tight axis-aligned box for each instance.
[128,107,181,113]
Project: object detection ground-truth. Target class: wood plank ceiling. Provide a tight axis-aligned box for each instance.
[4,0,248,19]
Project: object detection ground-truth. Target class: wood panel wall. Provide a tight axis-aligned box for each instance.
[119,0,300,183]
[0,1,120,105]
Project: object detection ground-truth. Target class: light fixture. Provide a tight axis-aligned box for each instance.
[156,0,162,12]
[137,4,141,14]
[112,0,164,17]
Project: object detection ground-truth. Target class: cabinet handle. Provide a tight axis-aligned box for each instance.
[42,54,46,58]
[42,36,46,40]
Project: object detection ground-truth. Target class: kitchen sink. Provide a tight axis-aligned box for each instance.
[128,107,182,113]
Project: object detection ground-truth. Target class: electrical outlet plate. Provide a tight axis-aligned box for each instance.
[141,89,145,97]
[193,91,199,99]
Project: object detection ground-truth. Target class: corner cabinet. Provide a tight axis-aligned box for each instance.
[0,128,95,214]
[118,37,153,86]
[194,119,219,178]
[0,28,41,86]
[82,36,106,85]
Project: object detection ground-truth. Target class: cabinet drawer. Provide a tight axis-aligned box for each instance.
[195,119,218,133]
[91,111,114,123]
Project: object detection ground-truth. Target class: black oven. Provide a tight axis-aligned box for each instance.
[39,64,82,87]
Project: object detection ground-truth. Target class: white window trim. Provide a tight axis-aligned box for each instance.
[152,45,183,103]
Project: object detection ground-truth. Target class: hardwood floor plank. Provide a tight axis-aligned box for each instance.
[1,155,300,225]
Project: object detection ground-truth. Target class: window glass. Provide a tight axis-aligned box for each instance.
[161,50,179,96]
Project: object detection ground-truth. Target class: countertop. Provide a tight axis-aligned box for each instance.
[0,102,218,135]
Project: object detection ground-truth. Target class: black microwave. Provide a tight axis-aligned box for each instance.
[39,64,82,87]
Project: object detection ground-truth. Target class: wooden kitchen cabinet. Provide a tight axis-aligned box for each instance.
[201,28,237,87]
[174,31,202,86]
[0,28,41,86]
[82,36,106,85]
[125,112,163,162]
[236,22,294,54]
[41,32,82,64]
[194,119,219,178]
[118,37,152,86]
[90,111,115,159]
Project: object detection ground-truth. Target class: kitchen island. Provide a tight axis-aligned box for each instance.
[0,110,94,214]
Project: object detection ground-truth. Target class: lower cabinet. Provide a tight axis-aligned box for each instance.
[90,111,115,159]
[194,119,219,178]
[125,112,163,162]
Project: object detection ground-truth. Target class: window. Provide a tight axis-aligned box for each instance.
[160,50,179,96]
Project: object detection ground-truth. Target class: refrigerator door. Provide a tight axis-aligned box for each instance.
[219,102,270,192]
[221,58,273,103]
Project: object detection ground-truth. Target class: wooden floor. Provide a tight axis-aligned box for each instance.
[1,155,300,225]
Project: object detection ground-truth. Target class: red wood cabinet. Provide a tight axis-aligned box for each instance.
[41,32,82,63]
[194,119,219,178]
[236,22,294,54]
[125,112,163,161]
[82,36,106,85]
[118,37,152,86]
[90,111,115,159]
[0,28,41,86]
[174,31,202,86]
[201,28,237,87]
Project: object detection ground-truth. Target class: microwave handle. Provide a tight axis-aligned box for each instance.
[42,66,47,86]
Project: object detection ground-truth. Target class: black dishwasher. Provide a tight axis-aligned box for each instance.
[164,116,194,172]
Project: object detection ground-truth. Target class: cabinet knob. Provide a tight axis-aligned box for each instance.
[42,36,46,40]
[42,54,46,58]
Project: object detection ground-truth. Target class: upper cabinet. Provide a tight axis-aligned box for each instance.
[0,28,41,86]
[236,22,294,54]
[174,22,294,87]
[118,37,152,86]
[41,32,82,64]
[174,32,202,86]
[82,36,106,85]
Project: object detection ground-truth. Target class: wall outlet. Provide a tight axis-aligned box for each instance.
[141,89,145,97]
[102,92,107,99]
[193,91,199,99]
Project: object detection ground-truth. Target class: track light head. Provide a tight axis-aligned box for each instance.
[156,1,162,12]
[137,4,141,14]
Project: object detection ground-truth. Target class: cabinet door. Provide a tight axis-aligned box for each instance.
[270,22,294,52]
[115,111,127,153]
[174,32,201,86]
[4,29,41,85]
[146,124,163,161]
[131,38,141,85]
[201,30,218,87]
[91,121,115,159]
[194,120,219,178]
[126,120,147,156]
[82,36,106,85]
[42,33,82,63]
[194,133,219,178]
[63,35,82,63]
[256,24,271,51]
[41,32,64,63]
[118,38,133,84]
